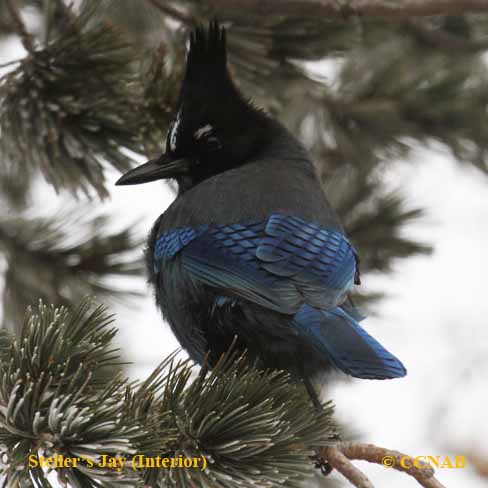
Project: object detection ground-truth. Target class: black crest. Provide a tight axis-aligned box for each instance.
[185,21,227,84]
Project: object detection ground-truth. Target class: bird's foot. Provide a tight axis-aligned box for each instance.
[310,453,333,476]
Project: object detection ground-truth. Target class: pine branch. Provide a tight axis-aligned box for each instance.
[81,2,488,177]
[0,4,158,198]
[313,35,488,173]
[0,205,145,330]
[339,191,432,273]
[405,19,488,52]
[310,158,432,278]
[0,4,14,36]
[0,300,134,488]
[0,299,338,487]
[141,43,185,155]
[5,0,35,52]
[0,161,32,209]
[84,0,181,48]
[320,442,447,488]
[200,0,488,20]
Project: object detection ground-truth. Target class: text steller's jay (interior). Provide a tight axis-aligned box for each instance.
[116,22,406,408]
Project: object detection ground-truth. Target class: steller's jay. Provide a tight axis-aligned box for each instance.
[116,22,406,408]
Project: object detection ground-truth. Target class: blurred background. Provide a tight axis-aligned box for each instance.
[1,1,487,486]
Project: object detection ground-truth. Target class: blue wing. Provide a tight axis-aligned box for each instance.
[154,214,358,314]
[153,214,406,379]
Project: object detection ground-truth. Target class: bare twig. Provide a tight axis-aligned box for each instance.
[320,442,447,488]
[322,446,374,488]
[6,0,35,53]
[201,0,488,21]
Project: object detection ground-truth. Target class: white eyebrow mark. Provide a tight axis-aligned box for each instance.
[170,109,181,152]
[194,124,213,140]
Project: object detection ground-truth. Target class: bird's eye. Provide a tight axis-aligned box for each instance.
[193,124,222,152]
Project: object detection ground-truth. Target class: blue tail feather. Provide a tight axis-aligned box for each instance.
[293,304,406,379]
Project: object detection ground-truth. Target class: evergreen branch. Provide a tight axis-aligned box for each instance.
[327,36,488,173]
[4,300,123,389]
[0,299,338,487]
[341,191,432,273]
[0,59,23,68]
[0,160,32,209]
[126,347,338,487]
[0,4,154,198]
[0,3,14,36]
[5,0,35,52]
[315,161,432,275]
[200,0,488,20]
[0,299,143,486]
[25,0,80,41]
[93,2,488,178]
[405,20,488,52]
[0,205,145,330]
[83,0,181,49]
[140,44,184,155]
[331,179,431,306]
[320,442,447,488]
[179,4,488,176]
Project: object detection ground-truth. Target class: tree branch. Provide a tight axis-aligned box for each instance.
[323,446,374,488]
[405,21,488,51]
[0,58,22,68]
[6,0,35,53]
[320,442,447,488]
[202,0,488,20]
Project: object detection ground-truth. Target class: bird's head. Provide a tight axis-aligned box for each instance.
[116,22,270,192]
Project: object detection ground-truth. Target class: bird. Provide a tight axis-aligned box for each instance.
[116,22,406,408]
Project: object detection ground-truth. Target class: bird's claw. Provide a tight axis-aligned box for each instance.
[310,454,333,476]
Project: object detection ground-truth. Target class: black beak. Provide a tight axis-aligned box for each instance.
[115,153,190,186]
